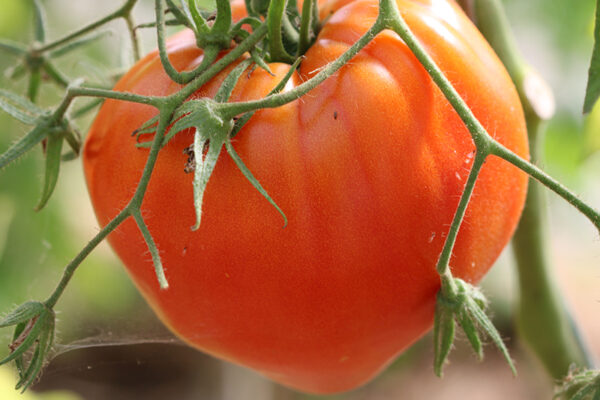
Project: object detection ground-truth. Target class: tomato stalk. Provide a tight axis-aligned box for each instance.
[467,0,595,382]
[374,0,600,375]
[217,22,385,116]
[266,0,296,63]
[297,0,316,55]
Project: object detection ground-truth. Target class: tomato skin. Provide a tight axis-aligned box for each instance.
[83,0,528,394]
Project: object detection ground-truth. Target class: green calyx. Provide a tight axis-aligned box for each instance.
[556,368,600,400]
[433,275,516,378]
[0,301,56,392]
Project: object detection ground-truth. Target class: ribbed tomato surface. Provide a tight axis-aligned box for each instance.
[83,0,528,393]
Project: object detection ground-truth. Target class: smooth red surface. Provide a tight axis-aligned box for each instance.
[83,0,529,393]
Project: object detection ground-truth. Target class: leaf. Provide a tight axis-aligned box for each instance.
[49,30,112,59]
[32,0,47,43]
[0,302,45,328]
[0,89,45,125]
[191,131,223,231]
[27,69,42,103]
[16,329,47,391]
[35,133,64,211]
[432,278,515,378]
[0,308,56,392]
[0,124,47,170]
[466,295,516,375]
[433,298,455,377]
[214,59,254,103]
[0,315,46,365]
[42,61,70,87]
[584,0,600,113]
[132,211,169,290]
[458,309,483,359]
[571,385,596,400]
[0,39,27,56]
[165,0,194,28]
[231,56,300,137]
[225,141,287,226]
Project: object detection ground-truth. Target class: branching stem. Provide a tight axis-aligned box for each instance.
[35,0,139,54]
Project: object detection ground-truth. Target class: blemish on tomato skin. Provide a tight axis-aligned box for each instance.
[225,273,230,278]
[182,247,187,256]
[333,111,338,120]
[339,355,350,363]
[428,232,436,243]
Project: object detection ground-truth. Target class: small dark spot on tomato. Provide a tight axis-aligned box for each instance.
[182,247,187,256]
[333,111,338,120]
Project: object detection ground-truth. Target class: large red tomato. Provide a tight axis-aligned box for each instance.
[83,0,528,393]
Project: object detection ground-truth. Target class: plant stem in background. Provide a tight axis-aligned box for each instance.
[469,0,593,379]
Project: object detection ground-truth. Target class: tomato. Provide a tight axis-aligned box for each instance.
[83,0,528,394]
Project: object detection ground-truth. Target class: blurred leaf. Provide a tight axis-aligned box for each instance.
[584,0,600,113]
[584,100,600,157]
[0,89,44,125]
[34,134,63,211]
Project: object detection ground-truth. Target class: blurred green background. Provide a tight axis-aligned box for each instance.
[0,0,598,399]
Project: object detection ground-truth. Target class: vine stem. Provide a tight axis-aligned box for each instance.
[35,0,139,54]
[267,0,295,63]
[125,13,142,62]
[297,0,315,55]
[467,0,595,376]
[436,151,487,277]
[490,142,600,232]
[218,21,384,116]
[173,23,270,101]
[45,100,174,306]
[376,0,600,235]
[44,207,130,308]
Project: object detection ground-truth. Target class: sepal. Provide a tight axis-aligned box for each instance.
[0,301,55,392]
[556,368,600,400]
[433,277,515,377]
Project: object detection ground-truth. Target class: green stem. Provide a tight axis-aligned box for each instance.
[44,207,130,308]
[174,23,269,101]
[27,70,42,103]
[379,0,600,233]
[155,0,223,84]
[45,101,172,307]
[212,0,233,35]
[43,61,70,88]
[511,136,593,378]
[132,210,168,289]
[490,142,600,233]
[266,0,295,63]
[220,21,384,116]
[68,86,160,106]
[187,0,211,34]
[381,0,491,149]
[0,39,27,55]
[125,13,142,62]
[35,0,139,53]
[32,0,47,44]
[469,0,593,378]
[435,151,487,276]
[298,0,315,56]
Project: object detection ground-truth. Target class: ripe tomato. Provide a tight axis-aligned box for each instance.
[83,0,528,393]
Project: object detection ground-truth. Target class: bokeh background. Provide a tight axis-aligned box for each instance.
[0,0,599,399]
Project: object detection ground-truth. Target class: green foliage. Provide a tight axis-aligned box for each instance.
[583,0,600,113]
